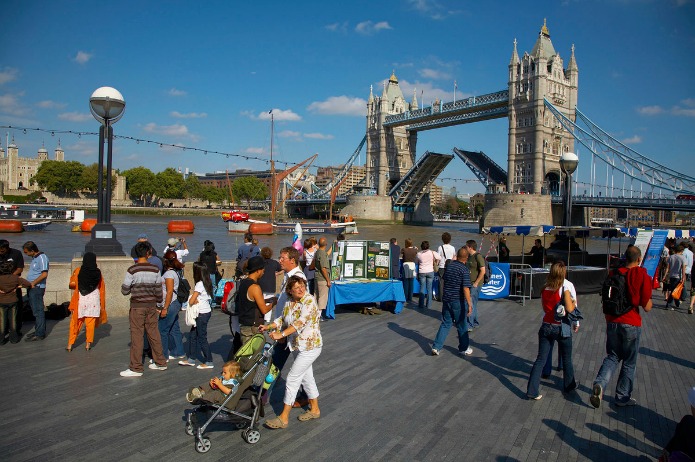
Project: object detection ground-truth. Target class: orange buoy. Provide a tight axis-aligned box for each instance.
[248,222,273,235]
[80,218,97,232]
[0,220,24,233]
[168,220,195,234]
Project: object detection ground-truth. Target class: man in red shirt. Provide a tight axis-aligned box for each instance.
[590,245,653,408]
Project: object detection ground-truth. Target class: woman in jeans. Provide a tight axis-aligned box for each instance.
[416,241,440,310]
[159,250,186,360]
[179,262,214,369]
[400,239,418,302]
[526,261,579,400]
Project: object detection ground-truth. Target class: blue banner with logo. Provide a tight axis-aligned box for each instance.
[480,262,510,300]
[642,230,668,279]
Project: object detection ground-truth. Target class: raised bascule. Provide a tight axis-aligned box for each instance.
[293,19,695,225]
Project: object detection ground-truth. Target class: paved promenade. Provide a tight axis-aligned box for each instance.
[1,289,693,461]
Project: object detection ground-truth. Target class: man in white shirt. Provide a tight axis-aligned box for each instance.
[163,237,189,263]
[436,232,456,302]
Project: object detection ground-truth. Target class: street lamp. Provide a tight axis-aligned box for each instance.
[85,86,125,256]
[560,152,579,227]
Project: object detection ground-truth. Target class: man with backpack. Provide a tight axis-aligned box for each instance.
[464,240,486,332]
[436,233,456,302]
[590,245,652,408]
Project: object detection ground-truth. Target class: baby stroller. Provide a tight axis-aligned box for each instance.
[185,334,279,453]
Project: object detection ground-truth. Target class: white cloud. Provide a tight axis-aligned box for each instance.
[304,132,334,140]
[278,130,301,138]
[73,51,92,64]
[257,109,301,121]
[355,20,392,35]
[307,96,366,116]
[621,135,642,144]
[65,140,96,157]
[168,88,187,97]
[170,111,207,119]
[325,22,348,32]
[245,147,265,154]
[142,123,197,140]
[36,100,66,109]
[58,111,92,122]
[419,68,452,80]
[0,92,31,117]
[637,105,664,115]
[681,98,695,107]
[406,0,460,20]
[671,106,695,117]
[0,67,19,85]
[396,78,469,106]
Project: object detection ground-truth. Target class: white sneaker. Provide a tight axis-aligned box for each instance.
[431,348,439,356]
[150,358,169,364]
[120,369,143,377]
[169,355,185,360]
[196,363,213,370]
[148,363,167,371]
[179,359,196,367]
[461,347,473,356]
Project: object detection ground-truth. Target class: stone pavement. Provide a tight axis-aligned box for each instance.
[1,289,693,461]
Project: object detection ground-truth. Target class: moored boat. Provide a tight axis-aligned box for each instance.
[22,220,52,231]
[274,222,347,235]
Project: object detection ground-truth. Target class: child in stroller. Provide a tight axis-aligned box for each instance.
[186,360,241,406]
[185,334,278,451]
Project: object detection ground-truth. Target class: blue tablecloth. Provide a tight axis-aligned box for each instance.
[326,280,406,319]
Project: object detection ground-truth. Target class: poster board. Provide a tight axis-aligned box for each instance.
[330,240,390,281]
[642,230,668,278]
[633,230,653,266]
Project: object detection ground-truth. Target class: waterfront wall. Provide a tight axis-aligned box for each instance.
[481,193,552,228]
[341,195,393,220]
[32,259,282,317]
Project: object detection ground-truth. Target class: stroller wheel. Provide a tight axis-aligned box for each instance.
[195,437,211,453]
[184,422,195,436]
[235,422,247,430]
[243,429,261,445]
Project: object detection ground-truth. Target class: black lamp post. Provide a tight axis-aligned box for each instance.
[85,87,125,256]
[559,152,579,227]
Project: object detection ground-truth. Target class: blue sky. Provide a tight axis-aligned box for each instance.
[1,0,694,196]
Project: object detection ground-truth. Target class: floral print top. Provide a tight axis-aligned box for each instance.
[271,293,322,352]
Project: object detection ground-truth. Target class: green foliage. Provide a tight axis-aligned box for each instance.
[123,166,157,202]
[231,176,268,207]
[203,185,228,205]
[183,175,204,203]
[474,202,484,218]
[31,160,85,194]
[155,168,186,199]
[81,163,116,192]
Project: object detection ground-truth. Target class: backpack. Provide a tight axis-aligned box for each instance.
[176,270,191,304]
[601,269,631,316]
[221,279,240,316]
[478,254,491,284]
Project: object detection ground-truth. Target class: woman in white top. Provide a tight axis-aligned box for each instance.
[179,262,214,369]
[260,275,322,429]
[416,241,441,310]
[158,250,185,360]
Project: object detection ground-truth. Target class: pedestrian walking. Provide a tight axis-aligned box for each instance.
[22,241,49,341]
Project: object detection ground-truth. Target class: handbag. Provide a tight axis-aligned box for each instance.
[185,302,199,327]
[671,281,684,299]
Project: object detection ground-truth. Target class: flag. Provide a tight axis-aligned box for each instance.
[454,80,458,89]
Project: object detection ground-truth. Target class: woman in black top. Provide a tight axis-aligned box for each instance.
[199,240,222,288]
[237,256,274,344]
[258,247,282,295]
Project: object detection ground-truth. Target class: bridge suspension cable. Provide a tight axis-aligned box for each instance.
[543,99,695,195]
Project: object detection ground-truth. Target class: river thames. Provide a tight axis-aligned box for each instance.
[5,214,628,263]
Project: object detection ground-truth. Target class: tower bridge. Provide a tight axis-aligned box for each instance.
[293,19,694,226]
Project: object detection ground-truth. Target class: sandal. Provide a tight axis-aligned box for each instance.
[297,411,320,421]
[265,417,288,429]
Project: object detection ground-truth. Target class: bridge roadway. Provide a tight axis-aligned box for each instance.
[552,195,695,212]
[2,290,692,460]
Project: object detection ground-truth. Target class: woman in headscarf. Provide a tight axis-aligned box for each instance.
[66,252,107,351]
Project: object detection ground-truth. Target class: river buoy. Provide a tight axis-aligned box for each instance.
[248,222,273,235]
[0,220,24,233]
[80,218,97,232]
[168,220,195,234]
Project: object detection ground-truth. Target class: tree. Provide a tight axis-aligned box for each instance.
[155,168,186,199]
[81,163,116,193]
[123,166,157,205]
[203,185,228,206]
[31,160,84,195]
[474,202,484,218]
[183,175,204,205]
[231,176,268,208]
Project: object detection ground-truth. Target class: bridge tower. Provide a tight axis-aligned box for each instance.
[366,72,418,195]
[507,19,578,195]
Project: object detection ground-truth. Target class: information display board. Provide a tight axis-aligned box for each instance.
[330,240,390,281]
